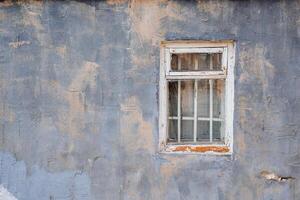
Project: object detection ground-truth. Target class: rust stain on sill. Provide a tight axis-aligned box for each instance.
[167,145,230,153]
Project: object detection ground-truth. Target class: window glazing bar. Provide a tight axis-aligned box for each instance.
[193,56,198,142]
[166,71,226,79]
[209,55,213,143]
[168,116,223,121]
[170,47,223,54]
[177,57,181,143]
[209,80,213,142]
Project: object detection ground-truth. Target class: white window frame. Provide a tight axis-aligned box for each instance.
[159,40,235,154]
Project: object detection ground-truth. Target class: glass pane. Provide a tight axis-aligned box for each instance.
[213,79,225,118]
[180,54,195,71]
[197,80,209,117]
[213,121,222,141]
[197,121,209,141]
[171,54,178,70]
[211,53,222,71]
[168,119,177,142]
[181,80,194,116]
[171,53,222,71]
[181,120,193,142]
[168,81,178,116]
[167,78,224,144]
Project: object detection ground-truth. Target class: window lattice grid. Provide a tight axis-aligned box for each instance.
[167,53,225,144]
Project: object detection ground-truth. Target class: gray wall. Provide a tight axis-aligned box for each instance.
[0,0,300,199]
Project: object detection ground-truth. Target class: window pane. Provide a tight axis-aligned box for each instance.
[168,80,195,142]
[211,53,222,70]
[167,78,224,143]
[171,53,222,71]
[168,119,177,142]
[197,80,209,117]
[181,120,193,142]
[171,54,178,70]
[181,80,194,116]
[213,121,222,141]
[168,81,178,116]
[197,121,209,141]
[213,79,225,118]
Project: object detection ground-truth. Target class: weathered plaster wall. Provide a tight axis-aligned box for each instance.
[0,0,300,199]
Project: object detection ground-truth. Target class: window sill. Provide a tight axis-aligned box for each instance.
[161,144,231,155]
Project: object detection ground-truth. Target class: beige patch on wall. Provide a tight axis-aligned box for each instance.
[296,17,300,37]
[56,46,67,58]
[197,0,234,19]
[235,125,247,155]
[120,96,160,199]
[160,156,193,180]
[127,1,183,84]
[120,96,154,153]
[197,0,223,16]
[39,80,83,137]
[20,1,44,31]
[69,61,100,92]
[17,0,47,50]
[0,13,6,21]
[61,61,100,136]
[238,44,276,127]
[128,0,183,45]
[238,96,251,129]
[239,44,275,87]
[0,107,15,123]
[129,0,165,45]
[40,61,100,137]
[106,0,127,5]
[0,1,14,7]
[159,155,197,198]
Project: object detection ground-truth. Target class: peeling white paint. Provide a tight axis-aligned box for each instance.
[0,185,18,200]
[8,41,30,48]
[260,171,295,182]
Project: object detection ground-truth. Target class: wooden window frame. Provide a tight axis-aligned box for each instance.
[159,40,235,155]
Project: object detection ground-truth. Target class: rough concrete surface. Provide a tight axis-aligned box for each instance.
[0,0,300,199]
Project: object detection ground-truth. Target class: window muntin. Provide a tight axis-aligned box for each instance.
[159,41,234,154]
[167,53,225,144]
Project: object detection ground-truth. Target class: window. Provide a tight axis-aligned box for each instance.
[159,41,235,154]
